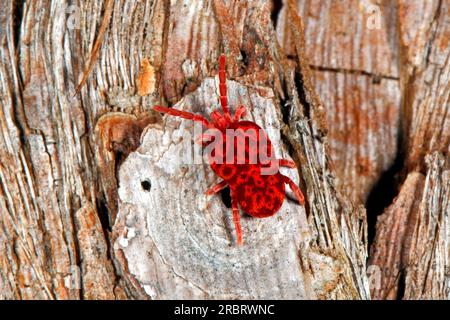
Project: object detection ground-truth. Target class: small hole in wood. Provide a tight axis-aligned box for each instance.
[141,179,152,192]
[240,49,249,67]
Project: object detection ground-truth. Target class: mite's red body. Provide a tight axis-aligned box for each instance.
[153,55,305,245]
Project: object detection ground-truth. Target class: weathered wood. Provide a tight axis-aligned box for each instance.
[369,153,449,299]
[113,0,369,299]
[0,0,448,300]
[280,0,450,300]
[368,0,450,299]
[399,0,450,172]
[114,79,311,299]
[277,0,401,204]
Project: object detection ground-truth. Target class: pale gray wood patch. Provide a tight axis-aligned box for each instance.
[114,78,312,299]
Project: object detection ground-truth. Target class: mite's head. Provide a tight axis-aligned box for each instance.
[210,109,232,130]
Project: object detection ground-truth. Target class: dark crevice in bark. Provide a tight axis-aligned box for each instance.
[96,198,112,233]
[280,100,291,126]
[366,147,405,246]
[10,1,28,150]
[294,69,311,119]
[270,0,283,28]
[95,199,114,257]
[240,49,248,75]
[12,0,24,48]
[280,101,291,126]
[278,77,292,126]
[397,269,406,300]
[114,150,127,180]
[95,197,124,299]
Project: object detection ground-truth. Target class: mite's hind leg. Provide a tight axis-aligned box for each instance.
[230,189,243,246]
[205,182,242,245]
[205,180,228,195]
[278,159,296,168]
[153,105,211,128]
[281,175,305,205]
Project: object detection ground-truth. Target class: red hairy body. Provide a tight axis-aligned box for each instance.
[153,55,305,245]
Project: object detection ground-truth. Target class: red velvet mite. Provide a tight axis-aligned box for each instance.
[153,54,305,245]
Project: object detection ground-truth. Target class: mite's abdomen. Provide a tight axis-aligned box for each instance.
[234,169,285,218]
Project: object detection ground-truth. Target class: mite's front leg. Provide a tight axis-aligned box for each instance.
[205,180,228,195]
[153,105,211,128]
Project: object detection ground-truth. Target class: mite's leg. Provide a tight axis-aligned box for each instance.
[230,189,243,246]
[153,105,210,128]
[218,55,232,120]
[278,159,296,168]
[233,105,247,122]
[281,175,305,205]
[210,110,228,128]
[205,180,228,195]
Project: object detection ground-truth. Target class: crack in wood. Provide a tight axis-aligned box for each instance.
[308,65,400,82]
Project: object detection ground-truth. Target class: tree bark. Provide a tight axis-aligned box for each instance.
[0,0,448,300]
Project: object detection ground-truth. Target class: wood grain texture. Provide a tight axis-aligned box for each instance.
[402,153,449,299]
[0,0,117,300]
[0,0,448,300]
[399,0,450,171]
[277,0,401,204]
[112,0,369,299]
[367,0,450,300]
[369,153,449,299]
[368,172,425,299]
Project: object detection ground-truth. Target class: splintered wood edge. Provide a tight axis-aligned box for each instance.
[369,152,450,299]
